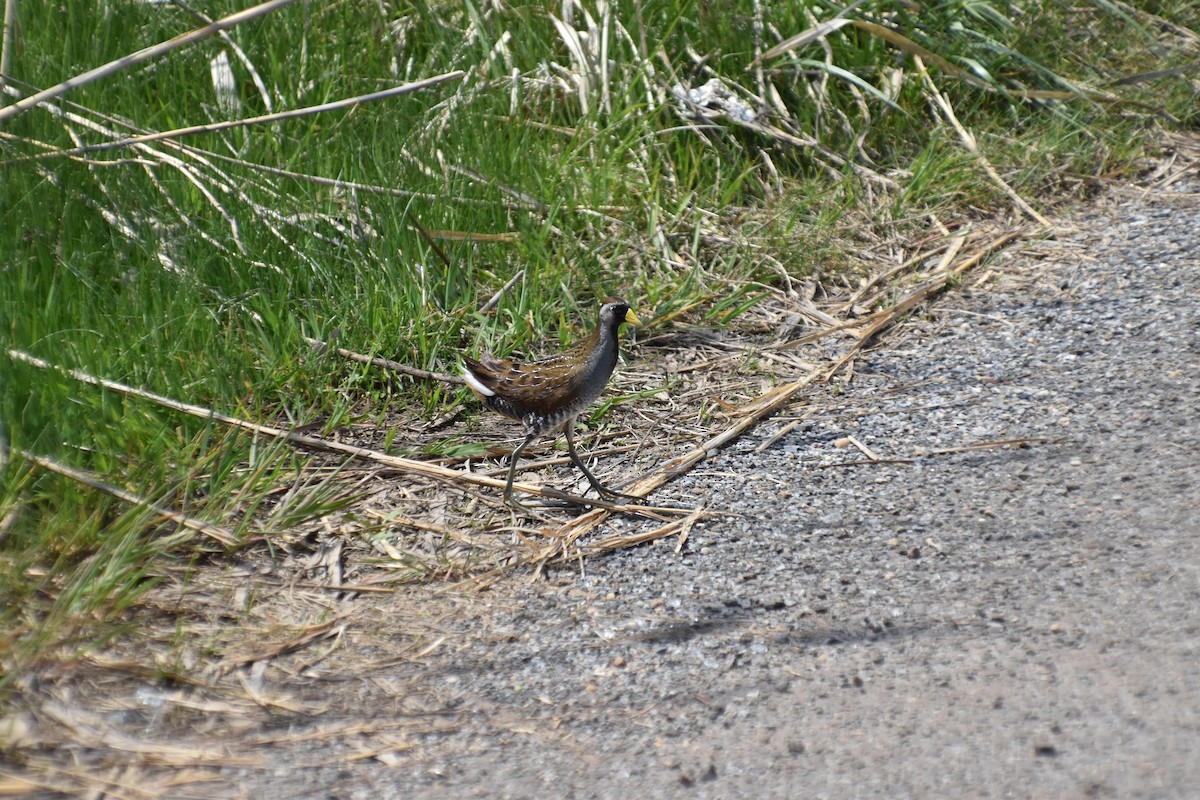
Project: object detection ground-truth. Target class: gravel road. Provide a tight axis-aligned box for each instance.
[102,173,1199,799]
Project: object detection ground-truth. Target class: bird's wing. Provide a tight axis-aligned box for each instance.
[462,352,587,417]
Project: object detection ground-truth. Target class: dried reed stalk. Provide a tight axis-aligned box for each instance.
[0,0,303,125]
[302,337,465,385]
[19,449,237,547]
[7,349,687,520]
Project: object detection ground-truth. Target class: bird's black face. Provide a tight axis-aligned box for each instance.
[600,300,629,328]
[599,298,640,329]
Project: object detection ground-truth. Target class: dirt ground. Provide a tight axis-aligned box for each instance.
[4,147,1199,799]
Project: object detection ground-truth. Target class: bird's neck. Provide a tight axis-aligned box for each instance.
[576,321,617,385]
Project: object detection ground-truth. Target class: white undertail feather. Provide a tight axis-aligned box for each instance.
[460,365,496,397]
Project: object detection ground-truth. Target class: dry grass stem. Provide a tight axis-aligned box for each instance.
[838,435,881,461]
[755,419,804,453]
[0,0,303,125]
[15,73,467,162]
[0,0,16,87]
[479,269,526,312]
[581,506,708,557]
[18,449,237,547]
[913,55,1052,229]
[8,348,668,515]
[302,336,466,385]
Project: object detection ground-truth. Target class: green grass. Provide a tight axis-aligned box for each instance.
[1,0,1197,678]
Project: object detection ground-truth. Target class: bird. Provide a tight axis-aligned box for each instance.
[461,298,642,509]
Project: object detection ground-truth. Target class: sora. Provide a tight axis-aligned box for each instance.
[462,298,641,508]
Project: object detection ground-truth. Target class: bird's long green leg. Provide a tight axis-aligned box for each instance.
[504,433,536,510]
[564,421,636,501]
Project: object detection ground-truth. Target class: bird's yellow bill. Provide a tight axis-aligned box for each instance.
[625,309,642,326]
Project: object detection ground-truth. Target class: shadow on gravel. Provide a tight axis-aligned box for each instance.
[629,615,749,644]
[629,612,933,650]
